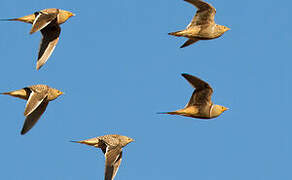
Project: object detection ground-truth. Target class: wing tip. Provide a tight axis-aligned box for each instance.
[23,109,31,117]
[157,112,177,115]
[180,44,187,48]
[181,73,190,77]
[36,62,42,70]
[20,127,28,135]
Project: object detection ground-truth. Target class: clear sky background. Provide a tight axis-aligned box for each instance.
[0,0,291,179]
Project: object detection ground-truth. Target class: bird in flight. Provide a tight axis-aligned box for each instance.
[169,0,230,48]
[158,73,228,119]
[1,8,75,70]
[1,84,63,135]
[72,134,134,180]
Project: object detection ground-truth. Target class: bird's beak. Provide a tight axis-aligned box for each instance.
[223,107,229,111]
[60,91,65,95]
[226,27,231,31]
[71,13,76,17]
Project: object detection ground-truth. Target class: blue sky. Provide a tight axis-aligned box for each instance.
[0,0,291,179]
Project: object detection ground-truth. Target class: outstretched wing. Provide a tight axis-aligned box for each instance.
[37,22,61,70]
[182,73,213,107]
[24,90,48,116]
[21,100,49,135]
[180,38,199,48]
[185,0,216,28]
[104,147,123,180]
[30,10,58,34]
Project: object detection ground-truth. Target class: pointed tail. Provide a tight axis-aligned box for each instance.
[70,140,90,145]
[70,137,99,146]
[168,30,186,37]
[0,18,17,21]
[1,89,29,100]
[0,14,35,24]
[1,92,11,95]
[157,111,180,115]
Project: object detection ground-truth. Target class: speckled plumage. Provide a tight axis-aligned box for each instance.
[1,84,63,135]
[169,0,230,48]
[158,73,228,119]
[72,135,134,180]
[1,8,75,70]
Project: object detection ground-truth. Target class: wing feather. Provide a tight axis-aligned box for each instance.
[21,100,49,135]
[185,0,216,28]
[104,147,123,180]
[182,73,213,107]
[24,91,48,116]
[30,11,58,34]
[37,22,61,70]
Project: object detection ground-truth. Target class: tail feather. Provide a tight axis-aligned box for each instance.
[70,140,89,145]
[70,138,99,146]
[1,89,29,100]
[168,30,186,37]
[0,14,35,24]
[0,18,18,21]
[157,111,179,115]
[1,92,11,95]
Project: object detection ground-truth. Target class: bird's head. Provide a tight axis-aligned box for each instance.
[222,25,230,32]
[54,89,64,97]
[56,90,64,96]
[58,9,75,24]
[119,136,134,147]
[49,88,64,100]
[216,25,230,34]
[210,104,229,118]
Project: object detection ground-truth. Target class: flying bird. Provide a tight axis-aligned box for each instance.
[1,84,63,135]
[71,135,134,180]
[1,8,75,70]
[169,0,230,48]
[158,73,228,119]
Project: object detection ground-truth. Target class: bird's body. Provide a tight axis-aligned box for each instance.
[169,0,230,48]
[170,24,227,39]
[166,104,227,119]
[1,8,75,70]
[159,73,228,119]
[6,9,72,25]
[72,135,134,180]
[1,84,63,134]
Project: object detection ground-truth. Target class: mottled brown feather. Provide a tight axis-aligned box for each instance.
[181,73,213,107]
[185,0,216,27]
[72,135,133,180]
[37,22,61,70]
[30,11,58,34]
[180,38,200,48]
[24,91,48,116]
[105,147,123,180]
[21,100,49,135]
